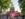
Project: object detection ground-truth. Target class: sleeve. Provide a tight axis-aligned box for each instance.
[6,12,10,16]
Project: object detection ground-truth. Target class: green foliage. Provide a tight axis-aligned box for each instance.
[18,0,25,15]
[18,0,23,4]
[0,0,11,13]
[0,0,11,9]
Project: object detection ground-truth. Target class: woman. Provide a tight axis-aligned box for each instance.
[6,7,16,19]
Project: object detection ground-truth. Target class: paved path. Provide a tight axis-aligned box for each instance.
[0,16,25,19]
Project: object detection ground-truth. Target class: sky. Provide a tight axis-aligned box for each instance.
[11,0,21,12]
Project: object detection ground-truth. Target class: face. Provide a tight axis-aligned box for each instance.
[10,8,14,12]
[10,10,14,12]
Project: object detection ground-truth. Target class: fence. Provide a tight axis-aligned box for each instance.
[0,16,25,19]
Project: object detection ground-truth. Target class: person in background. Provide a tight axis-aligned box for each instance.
[16,12,23,19]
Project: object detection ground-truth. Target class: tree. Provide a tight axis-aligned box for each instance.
[0,0,11,13]
[18,0,25,15]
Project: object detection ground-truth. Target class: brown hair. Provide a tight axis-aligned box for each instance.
[10,7,14,10]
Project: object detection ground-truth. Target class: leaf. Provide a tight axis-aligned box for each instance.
[0,0,11,13]
[18,0,25,15]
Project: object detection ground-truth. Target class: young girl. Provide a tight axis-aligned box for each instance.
[6,7,16,19]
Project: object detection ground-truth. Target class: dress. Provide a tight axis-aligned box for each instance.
[7,11,16,19]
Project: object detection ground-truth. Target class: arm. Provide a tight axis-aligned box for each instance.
[6,12,10,16]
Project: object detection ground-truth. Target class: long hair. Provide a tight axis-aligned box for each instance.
[10,7,15,12]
